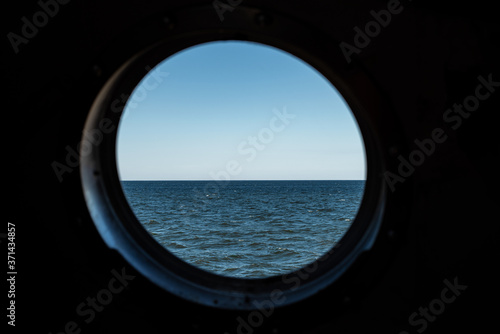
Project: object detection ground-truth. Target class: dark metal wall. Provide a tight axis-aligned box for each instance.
[4,0,499,333]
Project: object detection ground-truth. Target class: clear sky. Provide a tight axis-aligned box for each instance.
[116,41,366,181]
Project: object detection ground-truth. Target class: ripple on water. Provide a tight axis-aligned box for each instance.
[122,180,365,278]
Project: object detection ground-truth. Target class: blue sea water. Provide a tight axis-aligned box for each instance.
[121,180,365,278]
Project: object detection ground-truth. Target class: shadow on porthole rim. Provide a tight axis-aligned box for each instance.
[80,4,394,310]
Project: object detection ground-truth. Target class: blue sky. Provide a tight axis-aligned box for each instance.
[116,41,366,180]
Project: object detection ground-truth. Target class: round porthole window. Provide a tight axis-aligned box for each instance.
[80,6,388,309]
[116,40,367,279]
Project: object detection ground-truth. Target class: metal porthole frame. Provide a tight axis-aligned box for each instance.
[80,4,402,310]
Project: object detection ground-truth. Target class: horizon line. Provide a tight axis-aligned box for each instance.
[120,179,366,181]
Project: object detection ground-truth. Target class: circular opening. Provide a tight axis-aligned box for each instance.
[116,41,366,278]
[81,6,389,308]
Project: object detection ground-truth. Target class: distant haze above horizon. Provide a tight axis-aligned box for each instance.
[117,41,366,181]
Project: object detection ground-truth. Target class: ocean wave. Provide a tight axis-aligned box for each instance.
[123,180,364,278]
[165,242,187,249]
[144,219,159,225]
[317,207,335,212]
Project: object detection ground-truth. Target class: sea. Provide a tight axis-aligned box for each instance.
[121,180,365,278]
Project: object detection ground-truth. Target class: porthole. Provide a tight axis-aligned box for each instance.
[116,40,367,279]
[81,5,388,309]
